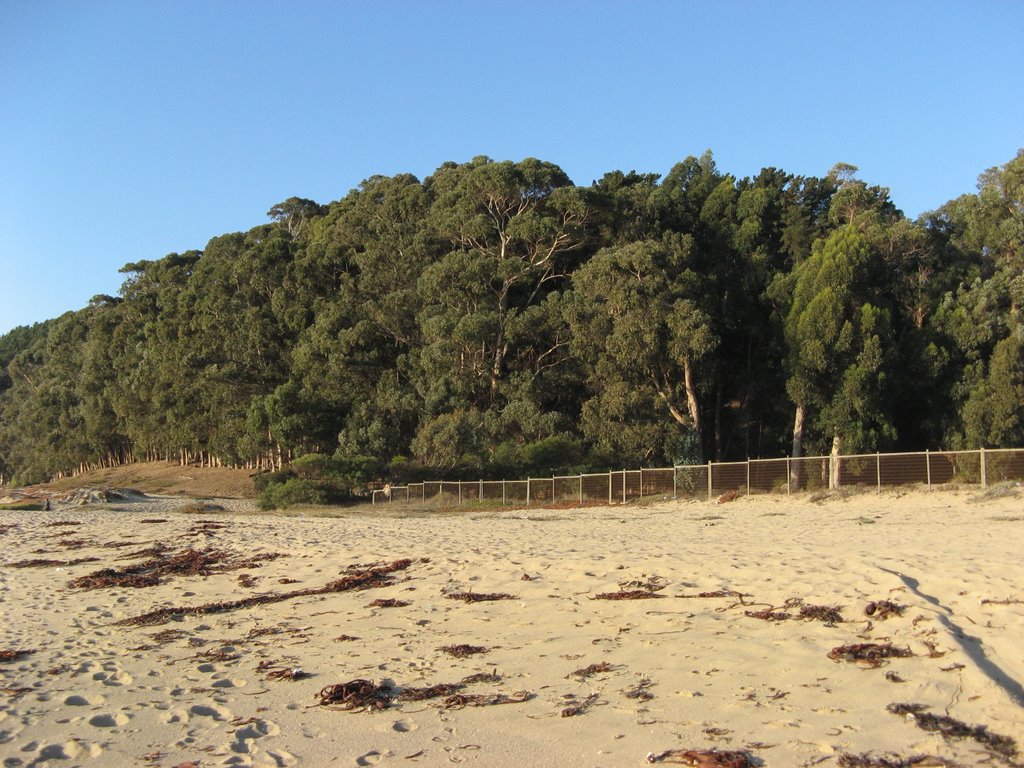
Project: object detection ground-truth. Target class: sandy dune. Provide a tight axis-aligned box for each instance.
[1,488,1022,767]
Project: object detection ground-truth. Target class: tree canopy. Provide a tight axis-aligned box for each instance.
[2,150,1022,486]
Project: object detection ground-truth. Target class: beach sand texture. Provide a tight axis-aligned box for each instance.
[1,489,1022,767]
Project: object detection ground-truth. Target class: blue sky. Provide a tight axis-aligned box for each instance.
[1,1,1021,335]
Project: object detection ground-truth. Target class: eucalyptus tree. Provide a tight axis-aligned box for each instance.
[568,234,717,465]
[774,226,896,485]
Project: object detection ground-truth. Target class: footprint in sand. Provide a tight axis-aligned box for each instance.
[63,693,105,707]
[231,718,281,754]
[159,708,190,725]
[188,703,232,721]
[87,712,131,728]
[391,718,418,733]
[212,677,248,689]
[356,750,392,766]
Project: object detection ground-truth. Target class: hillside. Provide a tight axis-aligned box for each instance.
[20,460,256,499]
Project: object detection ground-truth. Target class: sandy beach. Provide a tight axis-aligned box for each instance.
[1,488,1022,767]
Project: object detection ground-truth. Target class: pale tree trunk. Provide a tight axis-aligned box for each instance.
[790,403,805,489]
[830,434,842,489]
[682,358,701,438]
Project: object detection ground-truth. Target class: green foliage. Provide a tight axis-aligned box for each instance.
[254,452,382,509]
[2,150,1023,486]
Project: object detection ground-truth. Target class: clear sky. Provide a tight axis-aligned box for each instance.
[1,1,1021,335]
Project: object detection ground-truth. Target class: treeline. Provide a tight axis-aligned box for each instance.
[1,150,1022,487]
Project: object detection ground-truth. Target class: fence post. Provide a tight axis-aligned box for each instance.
[526,477,531,507]
[458,482,462,505]
[925,450,931,490]
[622,469,626,503]
[608,472,612,505]
[746,459,750,496]
[479,478,483,503]
[707,461,712,501]
[673,466,677,499]
[980,447,987,489]
[579,475,583,505]
[502,479,506,506]
[640,467,644,499]
[876,452,881,493]
[786,457,791,495]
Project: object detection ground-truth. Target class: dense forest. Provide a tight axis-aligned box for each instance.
[1,150,1022,489]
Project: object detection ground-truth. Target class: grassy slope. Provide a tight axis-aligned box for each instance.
[20,461,256,499]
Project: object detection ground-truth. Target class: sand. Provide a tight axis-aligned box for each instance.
[1,488,1022,767]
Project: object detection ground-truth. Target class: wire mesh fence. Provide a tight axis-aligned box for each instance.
[371,448,1024,507]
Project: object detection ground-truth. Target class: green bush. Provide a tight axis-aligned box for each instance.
[255,452,384,509]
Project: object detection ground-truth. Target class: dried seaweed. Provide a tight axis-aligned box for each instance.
[0,649,35,663]
[237,574,258,588]
[149,629,189,645]
[561,692,602,717]
[829,643,913,667]
[442,690,531,709]
[440,644,489,658]
[745,608,790,621]
[446,591,517,603]
[461,672,502,684]
[569,661,613,679]
[6,557,100,568]
[334,634,360,642]
[117,543,171,560]
[139,519,167,524]
[316,679,392,711]
[618,575,668,592]
[679,590,735,599]
[399,683,465,701]
[888,703,1017,758]
[799,604,843,625]
[624,677,655,701]
[45,521,80,527]
[192,646,240,663]
[865,600,906,619]
[646,748,752,766]
[593,590,666,600]
[1,686,33,698]
[69,547,285,590]
[56,538,91,549]
[265,666,309,681]
[838,754,959,767]
[367,598,409,608]
[117,558,415,627]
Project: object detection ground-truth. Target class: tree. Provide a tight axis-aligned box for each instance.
[569,235,717,465]
[775,226,896,485]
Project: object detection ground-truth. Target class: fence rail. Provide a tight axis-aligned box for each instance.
[372,448,1024,506]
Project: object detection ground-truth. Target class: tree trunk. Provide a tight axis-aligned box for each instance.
[830,434,842,489]
[490,284,511,400]
[790,403,806,489]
